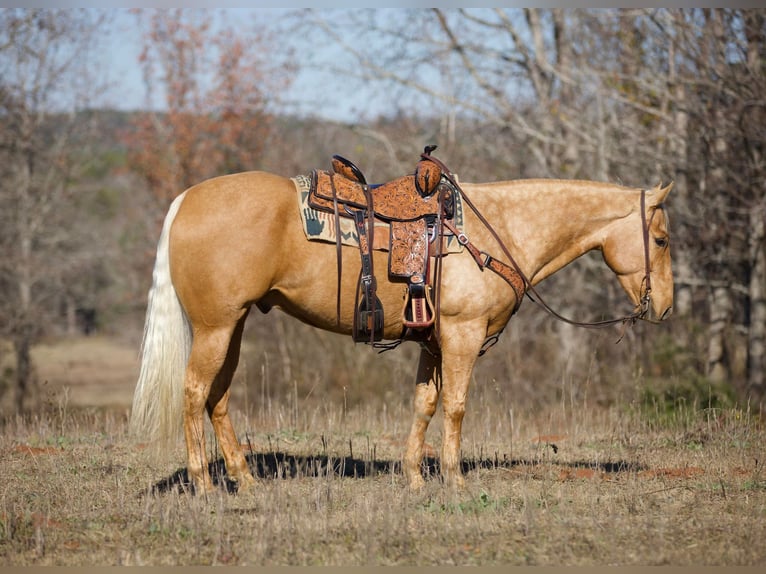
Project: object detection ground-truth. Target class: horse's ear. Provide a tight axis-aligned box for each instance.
[650,181,673,205]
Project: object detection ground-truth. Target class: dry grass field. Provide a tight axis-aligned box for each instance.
[0,335,764,566]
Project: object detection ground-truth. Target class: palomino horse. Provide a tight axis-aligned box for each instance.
[130,167,673,493]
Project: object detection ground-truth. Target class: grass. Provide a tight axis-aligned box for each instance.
[0,335,765,565]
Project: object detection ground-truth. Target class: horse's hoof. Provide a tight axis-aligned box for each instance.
[445,475,466,490]
[192,482,217,496]
[234,475,257,494]
[407,476,426,491]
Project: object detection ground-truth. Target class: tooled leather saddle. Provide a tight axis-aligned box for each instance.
[308,145,458,343]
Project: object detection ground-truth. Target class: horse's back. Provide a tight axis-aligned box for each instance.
[176,170,294,219]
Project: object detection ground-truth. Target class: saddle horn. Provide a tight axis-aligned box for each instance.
[415,145,442,197]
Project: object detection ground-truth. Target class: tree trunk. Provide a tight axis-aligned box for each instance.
[668,47,693,317]
[705,96,732,383]
[13,329,34,413]
[743,10,766,399]
[66,296,78,336]
[15,135,35,413]
[748,202,766,396]
[552,9,579,177]
[707,285,733,383]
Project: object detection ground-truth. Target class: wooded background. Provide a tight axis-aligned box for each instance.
[1,8,764,415]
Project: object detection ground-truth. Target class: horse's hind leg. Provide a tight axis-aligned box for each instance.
[183,315,246,494]
[403,348,441,490]
[206,311,256,492]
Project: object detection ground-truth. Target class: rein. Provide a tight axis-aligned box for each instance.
[424,153,657,336]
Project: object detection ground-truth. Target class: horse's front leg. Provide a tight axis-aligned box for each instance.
[437,320,486,488]
[403,348,441,489]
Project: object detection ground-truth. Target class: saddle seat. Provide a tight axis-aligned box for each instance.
[310,156,443,222]
[307,147,456,343]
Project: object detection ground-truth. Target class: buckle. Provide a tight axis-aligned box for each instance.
[638,289,652,318]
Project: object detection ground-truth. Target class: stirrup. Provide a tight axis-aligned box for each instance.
[354,292,385,342]
[402,280,435,330]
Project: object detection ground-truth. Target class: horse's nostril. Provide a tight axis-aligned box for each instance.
[661,306,673,320]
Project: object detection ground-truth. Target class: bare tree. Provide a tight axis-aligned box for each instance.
[0,9,107,412]
[123,9,290,214]
[655,9,766,397]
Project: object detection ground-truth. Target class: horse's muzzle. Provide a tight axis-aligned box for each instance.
[642,304,673,323]
[636,291,673,323]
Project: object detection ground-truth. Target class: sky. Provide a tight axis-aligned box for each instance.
[88,6,482,122]
[4,5,506,122]
[95,8,366,120]
[5,3,748,121]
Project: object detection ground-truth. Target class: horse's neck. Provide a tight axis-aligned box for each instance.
[465,179,636,285]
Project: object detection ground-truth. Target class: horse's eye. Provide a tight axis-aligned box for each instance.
[655,237,668,248]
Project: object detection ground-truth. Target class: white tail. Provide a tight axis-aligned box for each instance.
[130,191,192,452]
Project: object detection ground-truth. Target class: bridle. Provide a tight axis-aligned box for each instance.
[469,188,656,332]
[427,154,661,336]
[636,188,661,324]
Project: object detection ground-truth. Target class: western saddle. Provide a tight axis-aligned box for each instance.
[308,145,458,343]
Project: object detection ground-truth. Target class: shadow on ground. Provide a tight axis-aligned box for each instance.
[147,450,646,496]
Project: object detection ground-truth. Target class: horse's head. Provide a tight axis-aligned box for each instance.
[603,182,674,322]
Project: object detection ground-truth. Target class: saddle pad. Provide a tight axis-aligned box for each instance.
[292,174,465,253]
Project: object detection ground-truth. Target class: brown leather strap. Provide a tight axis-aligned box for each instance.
[330,175,343,327]
[351,181,384,343]
[442,219,525,312]
[432,190,447,341]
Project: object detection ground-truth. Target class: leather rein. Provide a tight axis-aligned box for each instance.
[425,154,659,338]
